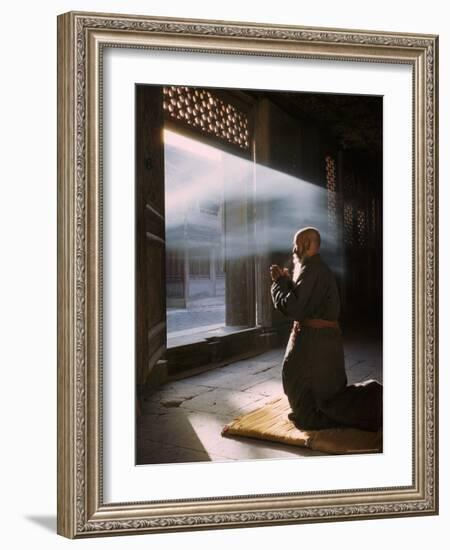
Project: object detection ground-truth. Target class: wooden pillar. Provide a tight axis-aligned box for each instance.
[223,151,254,327]
[210,247,216,296]
[135,85,167,392]
[183,237,190,307]
[254,98,274,330]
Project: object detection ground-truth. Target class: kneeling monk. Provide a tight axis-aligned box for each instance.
[270,227,382,432]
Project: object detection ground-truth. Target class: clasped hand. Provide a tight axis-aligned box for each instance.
[270,265,290,282]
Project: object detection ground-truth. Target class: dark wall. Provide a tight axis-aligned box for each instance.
[340,149,383,329]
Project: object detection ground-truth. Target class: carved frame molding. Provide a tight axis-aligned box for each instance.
[57,11,438,538]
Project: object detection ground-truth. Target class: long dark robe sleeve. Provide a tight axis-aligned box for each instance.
[270,263,319,320]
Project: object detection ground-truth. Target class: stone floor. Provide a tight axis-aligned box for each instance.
[167,295,225,335]
[136,325,382,465]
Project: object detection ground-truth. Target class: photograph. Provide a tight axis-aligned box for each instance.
[135,84,384,465]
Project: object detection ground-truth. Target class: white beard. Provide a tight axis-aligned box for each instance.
[292,254,303,283]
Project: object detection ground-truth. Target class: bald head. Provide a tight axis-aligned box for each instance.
[292,227,321,261]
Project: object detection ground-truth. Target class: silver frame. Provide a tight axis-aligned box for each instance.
[57,11,439,538]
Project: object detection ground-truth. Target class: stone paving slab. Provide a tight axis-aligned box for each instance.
[167,304,225,334]
[137,438,218,465]
[242,377,284,398]
[178,387,269,416]
[185,367,281,393]
[138,410,216,454]
[141,384,216,414]
[347,361,382,384]
[156,384,214,403]
[199,358,280,377]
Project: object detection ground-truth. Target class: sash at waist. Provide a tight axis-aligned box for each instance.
[292,318,339,334]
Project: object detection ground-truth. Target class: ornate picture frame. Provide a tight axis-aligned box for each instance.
[57,11,438,538]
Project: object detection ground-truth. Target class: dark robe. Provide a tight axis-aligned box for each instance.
[271,253,382,432]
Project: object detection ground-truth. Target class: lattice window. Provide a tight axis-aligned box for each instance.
[356,208,367,247]
[325,155,337,230]
[163,86,250,150]
[343,203,353,245]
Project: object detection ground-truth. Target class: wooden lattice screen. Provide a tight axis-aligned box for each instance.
[163,86,250,150]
